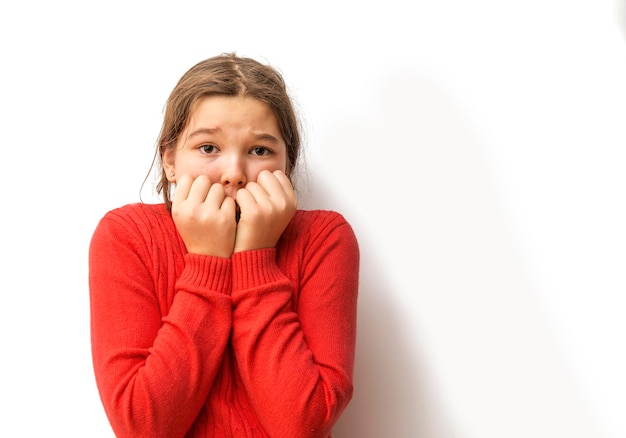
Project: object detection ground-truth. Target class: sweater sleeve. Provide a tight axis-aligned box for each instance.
[230,212,360,438]
[89,209,233,438]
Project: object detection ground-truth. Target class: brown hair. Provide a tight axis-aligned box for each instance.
[150,52,302,210]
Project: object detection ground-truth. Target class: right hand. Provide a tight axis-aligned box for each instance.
[171,174,237,258]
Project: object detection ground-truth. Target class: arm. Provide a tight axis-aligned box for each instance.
[230,213,360,437]
[89,210,233,437]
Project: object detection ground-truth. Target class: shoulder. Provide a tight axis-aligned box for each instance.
[283,209,359,250]
[290,209,353,231]
[91,203,174,246]
[97,203,170,228]
[278,209,360,279]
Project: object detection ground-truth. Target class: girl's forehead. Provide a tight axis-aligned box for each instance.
[180,96,284,145]
[186,96,278,128]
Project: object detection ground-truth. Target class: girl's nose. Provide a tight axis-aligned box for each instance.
[220,157,246,188]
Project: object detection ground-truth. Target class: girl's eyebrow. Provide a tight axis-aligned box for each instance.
[251,132,281,144]
[188,127,280,144]
[188,127,219,138]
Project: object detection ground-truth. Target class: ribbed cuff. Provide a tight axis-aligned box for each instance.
[231,248,285,291]
[178,253,232,295]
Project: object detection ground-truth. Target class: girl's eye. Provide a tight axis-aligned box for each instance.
[200,144,217,154]
[251,146,271,156]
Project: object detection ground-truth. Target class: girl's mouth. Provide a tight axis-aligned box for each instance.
[235,204,241,223]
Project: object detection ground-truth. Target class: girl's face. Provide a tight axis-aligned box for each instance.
[163,95,288,199]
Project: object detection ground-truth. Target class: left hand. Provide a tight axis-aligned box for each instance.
[233,169,297,253]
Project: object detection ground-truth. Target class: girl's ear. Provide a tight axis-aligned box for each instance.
[162,148,176,182]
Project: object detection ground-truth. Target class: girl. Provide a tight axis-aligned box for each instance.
[89,53,360,437]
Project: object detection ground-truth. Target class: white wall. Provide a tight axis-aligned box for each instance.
[1,1,624,436]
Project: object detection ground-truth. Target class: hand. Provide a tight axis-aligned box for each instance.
[233,170,297,253]
[171,174,237,258]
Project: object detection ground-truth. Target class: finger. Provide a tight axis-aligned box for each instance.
[255,170,284,198]
[272,170,296,200]
[205,182,227,208]
[220,195,237,217]
[241,181,272,205]
[260,170,296,209]
[172,174,194,205]
[234,186,256,209]
[186,175,212,203]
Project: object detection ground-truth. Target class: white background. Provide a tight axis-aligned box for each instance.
[1,1,625,437]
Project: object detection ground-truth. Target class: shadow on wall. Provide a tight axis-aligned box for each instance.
[298,63,605,436]
[295,71,463,437]
[617,0,626,44]
[334,254,451,437]
[298,179,451,438]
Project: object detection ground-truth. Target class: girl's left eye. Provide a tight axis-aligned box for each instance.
[200,144,217,154]
[251,146,271,156]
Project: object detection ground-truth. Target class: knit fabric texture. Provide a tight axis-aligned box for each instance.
[89,203,359,438]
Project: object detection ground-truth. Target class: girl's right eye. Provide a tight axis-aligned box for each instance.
[200,144,217,154]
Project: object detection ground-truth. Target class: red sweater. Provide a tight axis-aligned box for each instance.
[89,203,359,438]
